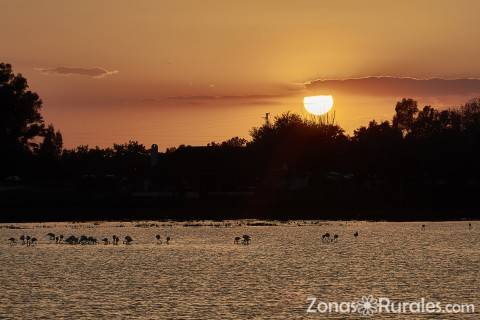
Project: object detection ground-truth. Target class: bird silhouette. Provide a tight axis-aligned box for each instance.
[322,233,330,242]
[242,235,251,245]
[123,235,133,244]
[65,235,78,245]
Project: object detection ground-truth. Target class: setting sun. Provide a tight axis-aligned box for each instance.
[303,95,334,116]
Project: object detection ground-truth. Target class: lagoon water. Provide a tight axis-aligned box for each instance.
[0,221,478,319]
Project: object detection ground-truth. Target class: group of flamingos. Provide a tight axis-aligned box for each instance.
[8,233,171,246]
[8,235,38,246]
[234,234,252,245]
[7,223,473,246]
[321,231,359,243]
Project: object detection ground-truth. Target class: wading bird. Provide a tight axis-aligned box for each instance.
[79,235,89,245]
[234,236,241,244]
[155,235,162,244]
[242,234,251,245]
[354,231,359,238]
[65,235,79,245]
[322,233,330,242]
[8,237,16,245]
[166,236,171,244]
[47,233,55,240]
[123,236,133,245]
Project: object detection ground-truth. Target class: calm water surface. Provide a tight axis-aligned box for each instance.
[0,220,478,319]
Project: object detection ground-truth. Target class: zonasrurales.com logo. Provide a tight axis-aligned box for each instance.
[306,296,475,316]
[356,295,378,316]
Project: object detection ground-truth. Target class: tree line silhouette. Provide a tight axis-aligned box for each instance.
[1,62,480,221]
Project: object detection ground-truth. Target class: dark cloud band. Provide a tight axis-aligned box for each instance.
[305,77,480,96]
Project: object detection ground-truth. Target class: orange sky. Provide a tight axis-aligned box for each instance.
[3,0,480,149]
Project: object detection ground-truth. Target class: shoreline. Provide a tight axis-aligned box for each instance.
[1,206,478,223]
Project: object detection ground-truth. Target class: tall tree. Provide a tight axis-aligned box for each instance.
[393,98,418,134]
[0,63,44,153]
[39,124,63,158]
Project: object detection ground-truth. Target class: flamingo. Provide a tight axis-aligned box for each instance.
[123,235,133,245]
[234,236,241,244]
[79,235,89,245]
[242,234,251,245]
[322,233,330,242]
[8,237,16,245]
[65,235,78,245]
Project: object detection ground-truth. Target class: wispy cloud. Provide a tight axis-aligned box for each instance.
[305,76,480,97]
[36,66,118,78]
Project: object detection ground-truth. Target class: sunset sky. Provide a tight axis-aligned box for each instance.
[3,0,480,149]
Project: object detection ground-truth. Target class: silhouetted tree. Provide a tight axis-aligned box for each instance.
[250,112,345,147]
[0,63,44,154]
[461,98,480,134]
[39,124,63,158]
[208,136,247,148]
[393,98,418,133]
[353,120,402,145]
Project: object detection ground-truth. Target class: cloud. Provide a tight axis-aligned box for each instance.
[305,77,480,97]
[36,66,118,78]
